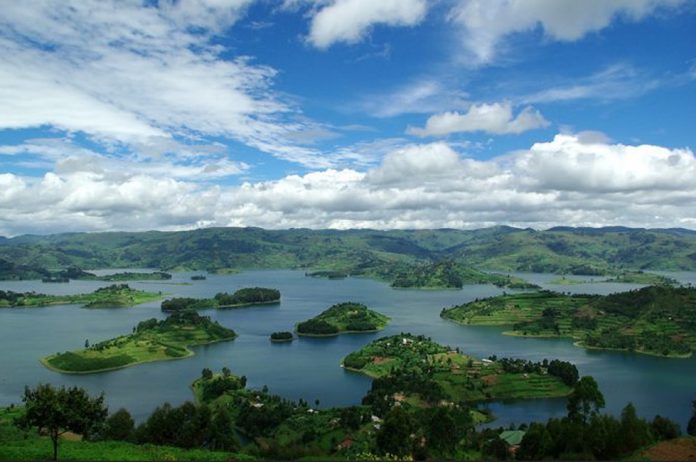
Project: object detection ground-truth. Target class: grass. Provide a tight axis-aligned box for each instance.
[42,312,236,373]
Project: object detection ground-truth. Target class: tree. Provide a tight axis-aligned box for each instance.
[222,367,231,378]
[618,402,652,454]
[688,398,696,436]
[567,376,605,423]
[84,339,89,348]
[651,415,681,441]
[201,368,213,380]
[427,407,458,455]
[517,422,552,460]
[18,384,108,460]
[103,408,134,441]
[208,406,239,451]
[376,406,416,458]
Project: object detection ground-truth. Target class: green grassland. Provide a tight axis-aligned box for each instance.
[342,334,572,403]
[0,284,162,309]
[161,287,280,312]
[296,302,390,336]
[441,287,696,357]
[42,311,236,373]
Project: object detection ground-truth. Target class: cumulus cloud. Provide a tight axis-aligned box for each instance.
[307,0,428,49]
[449,0,685,63]
[408,102,549,136]
[1,134,695,235]
[0,0,334,167]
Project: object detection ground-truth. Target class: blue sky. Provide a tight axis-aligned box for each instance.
[0,0,695,235]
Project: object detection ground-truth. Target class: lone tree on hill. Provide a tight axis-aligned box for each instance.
[17,384,108,460]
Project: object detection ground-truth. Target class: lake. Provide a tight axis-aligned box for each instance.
[1,270,695,430]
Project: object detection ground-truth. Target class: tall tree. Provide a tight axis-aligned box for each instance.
[18,384,107,460]
[103,408,134,441]
[567,376,605,423]
[376,406,416,458]
[687,398,696,436]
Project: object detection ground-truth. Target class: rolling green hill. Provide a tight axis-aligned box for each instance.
[1,226,695,281]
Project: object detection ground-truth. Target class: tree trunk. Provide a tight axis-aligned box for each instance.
[52,431,59,461]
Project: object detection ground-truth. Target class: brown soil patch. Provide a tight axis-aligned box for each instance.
[61,431,82,442]
[643,438,696,461]
[372,356,389,365]
[481,375,498,386]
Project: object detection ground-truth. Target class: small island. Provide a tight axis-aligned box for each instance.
[343,334,575,404]
[305,270,348,279]
[0,284,162,308]
[270,331,294,342]
[604,270,677,286]
[41,311,236,373]
[441,286,696,357]
[161,287,281,312]
[391,261,539,289]
[191,275,207,280]
[296,302,389,336]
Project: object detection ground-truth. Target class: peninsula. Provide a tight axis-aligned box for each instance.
[441,286,696,357]
[296,302,389,336]
[343,334,575,405]
[41,311,236,373]
[391,261,540,289]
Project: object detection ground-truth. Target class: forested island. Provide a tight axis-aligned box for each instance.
[391,260,540,289]
[296,302,389,336]
[270,331,293,342]
[441,286,696,357]
[0,284,161,308]
[41,311,236,373]
[161,287,280,312]
[305,270,348,279]
[343,334,575,406]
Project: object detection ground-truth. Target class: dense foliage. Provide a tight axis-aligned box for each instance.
[214,287,280,307]
[270,331,293,341]
[296,302,389,335]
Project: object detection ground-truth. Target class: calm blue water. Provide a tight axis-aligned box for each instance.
[1,270,694,430]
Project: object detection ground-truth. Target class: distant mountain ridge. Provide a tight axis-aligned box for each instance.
[0,226,695,276]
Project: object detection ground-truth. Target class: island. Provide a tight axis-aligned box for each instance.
[305,270,348,279]
[270,331,294,342]
[191,275,207,280]
[0,284,162,308]
[161,287,281,312]
[343,334,575,405]
[603,270,677,286]
[390,261,539,289]
[41,311,236,373]
[296,302,389,336]
[440,286,696,357]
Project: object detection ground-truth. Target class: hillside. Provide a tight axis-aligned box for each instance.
[441,286,696,357]
[391,260,540,289]
[296,302,389,336]
[0,227,695,279]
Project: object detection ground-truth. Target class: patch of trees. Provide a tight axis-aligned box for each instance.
[362,367,446,416]
[214,287,280,306]
[494,357,578,386]
[296,318,339,335]
[161,297,216,312]
[270,331,293,341]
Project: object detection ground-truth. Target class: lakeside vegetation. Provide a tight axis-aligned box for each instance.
[0,284,161,309]
[391,260,540,289]
[296,302,389,336]
[161,287,280,312]
[41,311,236,373]
[441,286,696,357]
[343,334,574,407]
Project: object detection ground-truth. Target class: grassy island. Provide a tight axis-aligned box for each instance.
[391,261,539,289]
[161,287,280,312]
[270,331,294,342]
[305,270,348,279]
[603,270,678,286]
[441,286,696,357]
[343,334,575,404]
[42,311,237,373]
[296,302,389,336]
[0,284,162,308]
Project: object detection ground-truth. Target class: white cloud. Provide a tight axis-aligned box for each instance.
[449,0,685,64]
[307,0,428,49]
[2,134,695,235]
[357,79,469,118]
[408,102,549,136]
[0,0,334,168]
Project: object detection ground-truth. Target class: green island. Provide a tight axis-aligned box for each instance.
[0,284,162,309]
[296,302,390,336]
[391,260,540,289]
[343,334,575,405]
[603,270,678,286]
[270,331,294,342]
[441,286,696,357]
[41,311,237,373]
[161,287,280,312]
